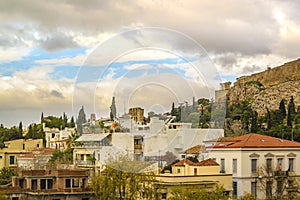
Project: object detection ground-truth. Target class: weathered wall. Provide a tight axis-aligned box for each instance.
[227,58,300,115]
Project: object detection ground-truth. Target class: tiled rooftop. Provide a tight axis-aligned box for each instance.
[211,133,300,148]
[172,158,219,166]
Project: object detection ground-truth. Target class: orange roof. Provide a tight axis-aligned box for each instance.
[184,145,207,154]
[212,133,300,148]
[172,158,219,166]
[198,158,219,166]
[172,159,196,166]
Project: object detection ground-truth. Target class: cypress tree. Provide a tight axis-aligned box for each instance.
[279,99,286,122]
[69,116,75,128]
[76,106,87,135]
[18,121,23,138]
[171,102,175,116]
[110,96,117,120]
[287,96,296,127]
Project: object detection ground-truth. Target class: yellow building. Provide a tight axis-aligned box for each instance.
[0,139,43,169]
[156,158,232,199]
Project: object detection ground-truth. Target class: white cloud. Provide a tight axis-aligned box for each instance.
[35,54,86,66]
[0,47,30,62]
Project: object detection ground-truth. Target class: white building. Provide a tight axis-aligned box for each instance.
[207,133,300,199]
[44,126,76,150]
[74,116,223,173]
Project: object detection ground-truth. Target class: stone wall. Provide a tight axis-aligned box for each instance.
[227,58,300,115]
[234,58,300,88]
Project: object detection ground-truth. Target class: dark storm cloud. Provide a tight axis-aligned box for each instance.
[50,90,64,99]
[38,32,79,52]
[215,53,237,69]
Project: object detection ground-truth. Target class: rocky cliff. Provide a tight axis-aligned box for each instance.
[227,58,300,115]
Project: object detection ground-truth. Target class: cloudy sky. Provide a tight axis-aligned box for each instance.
[0,0,300,127]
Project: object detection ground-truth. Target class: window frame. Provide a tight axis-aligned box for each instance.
[232,158,237,174]
[251,159,257,173]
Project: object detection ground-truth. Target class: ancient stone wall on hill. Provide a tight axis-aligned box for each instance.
[234,58,300,88]
[227,58,300,115]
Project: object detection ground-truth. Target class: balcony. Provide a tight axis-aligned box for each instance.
[134,144,142,149]
[74,160,94,166]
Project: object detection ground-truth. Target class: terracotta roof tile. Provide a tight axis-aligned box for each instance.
[212,133,300,148]
[198,158,219,166]
[172,159,196,166]
[172,158,219,166]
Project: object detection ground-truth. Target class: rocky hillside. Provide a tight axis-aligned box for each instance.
[227,58,300,115]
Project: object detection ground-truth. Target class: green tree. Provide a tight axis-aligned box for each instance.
[250,110,258,133]
[48,149,73,167]
[18,121,23,138]
[63,112,68,128]
[41,112,44,123]
[169,185,230,200]
[27,124,33,138]
[110,96,117,120]
[66,131,81,148]
[171,102,175,116]
[287,96,296,127]
[266,108,272,129]
[69,116,75,128]
[0,194,10,200]
[0,167,17,185]
[279,99,286,122]
[91,156,158,200]
[76,106,87,135]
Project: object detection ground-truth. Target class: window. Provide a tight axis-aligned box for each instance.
[266,158,272,173]
[19,179,24,189]
[65,179,71,188]
[72,178,79,188]
[277,158,283,171]
[251,182,257,197]
[31,179,37,190]
[48,179,53,189]
[161,193,167,199]
[251,159,257,173]
[0,156,2,159]
[288,158,294,172]
[232,159,237,173]
[41,179,46,190]
[232,181,238,198]
[177,168,181,174]
[266,181,272,198]
[220,158,225,173]
[9,156,15,165]
[81,178,86,188]
[23,144,25,150]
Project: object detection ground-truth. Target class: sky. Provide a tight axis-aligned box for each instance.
[0,0,300,127]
